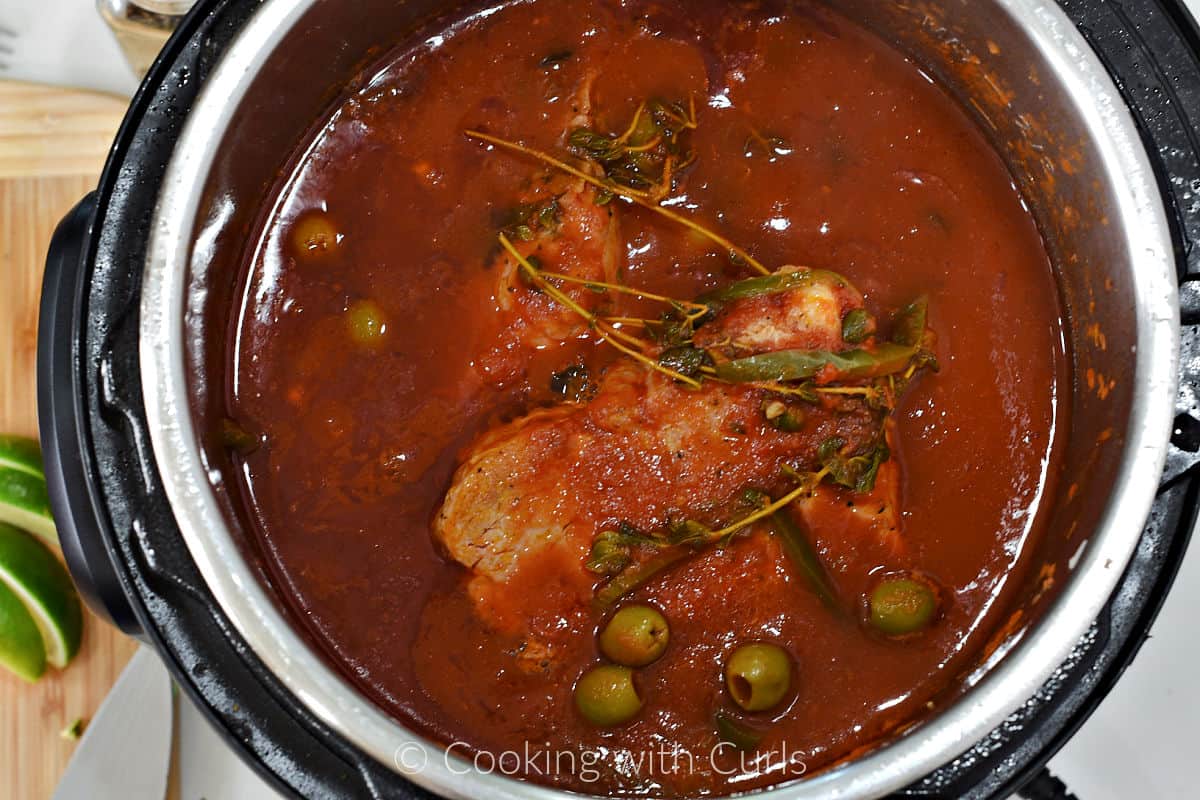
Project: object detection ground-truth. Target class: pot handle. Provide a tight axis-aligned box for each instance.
[38,194,143,636]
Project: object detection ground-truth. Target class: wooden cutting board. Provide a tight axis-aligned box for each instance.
[0,80,139,800]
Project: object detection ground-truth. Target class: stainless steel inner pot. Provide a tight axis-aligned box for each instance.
[138,0,1180,797]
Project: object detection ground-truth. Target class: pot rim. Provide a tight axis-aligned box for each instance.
[139,0,1180,797]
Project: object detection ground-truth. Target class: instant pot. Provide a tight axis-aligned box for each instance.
[35,0,1200,798]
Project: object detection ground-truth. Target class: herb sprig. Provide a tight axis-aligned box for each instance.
[498,234,703,388]
[569,98,698,202]
[466,129,770,275]
[588,467,834,608]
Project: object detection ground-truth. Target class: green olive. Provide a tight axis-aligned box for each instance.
[725,643,792,712]
[574,665,643,726]
[346,300,388,346]
[869,575,939,636]
[291,210,340,257]
[599,605,670,667]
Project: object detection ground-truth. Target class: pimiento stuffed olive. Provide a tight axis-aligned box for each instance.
[725,643,792,712]
[599,605,670,667]
[868,575,939,636]
[575,665,643,726]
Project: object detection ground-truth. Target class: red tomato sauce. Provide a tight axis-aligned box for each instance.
[226,0,1069,795]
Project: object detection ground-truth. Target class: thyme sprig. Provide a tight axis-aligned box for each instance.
[589,467,833,608]
[569,97,699,202]
[818,433,890,495]
[498,234,703,388]
[603,306,714,353]
[466,129,770,275]
[499,196,562,242]
[744,127,794,161]
[537,270,710,319]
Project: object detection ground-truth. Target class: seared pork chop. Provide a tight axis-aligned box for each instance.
[437,267,911,644]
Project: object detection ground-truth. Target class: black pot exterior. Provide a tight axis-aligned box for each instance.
[39,192,144,636]
[34,0,1200,798]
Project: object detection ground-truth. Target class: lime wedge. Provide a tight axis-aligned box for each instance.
[0,435,46,480]
[0,465,57,548]
[0,523,82,668]
[0,576,46,682]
